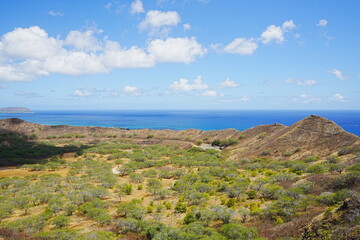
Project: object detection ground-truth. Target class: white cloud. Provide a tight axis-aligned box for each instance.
[72,86,145,98]
[294,94,322,103]
[201,90,218,97]
[331,93,346,102]
[169,75,209,91]
[139,10,180,35]
[48,10,63,17]
[64,30,102,52]
[285,78,317,86]
[282,20,296,31]
[219,78,239,88]
[330,69,348,80]
[148,37,206,63]
[14,91,43,98]
[261,25,284,44]
[42,51,107,75]
[261,20,296,44]
[0,26,62,61]
[223,38,258,55]
[130,0,145,14]
[183,23,191,31]
[317,19,328,27]
[73,88,93,97]
[0,27,206,82]
[101,40,155,68]
[122,85,143,96]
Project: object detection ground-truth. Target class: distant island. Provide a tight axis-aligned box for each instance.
[0,107,32,113]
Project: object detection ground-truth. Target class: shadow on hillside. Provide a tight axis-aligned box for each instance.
[0,130,88,167]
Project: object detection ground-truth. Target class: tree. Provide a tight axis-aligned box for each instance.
[147,178,162,195]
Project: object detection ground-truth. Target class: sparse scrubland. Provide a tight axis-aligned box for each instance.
[0,116,359,240]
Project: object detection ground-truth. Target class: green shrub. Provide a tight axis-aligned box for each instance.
[331,172,359,190]
[174,201,187,213]
[303,156,319,163]
[220,223,259,240]
[52,215,70,229]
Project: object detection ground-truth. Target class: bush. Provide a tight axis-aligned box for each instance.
[326,155,340,164]
[331,172,359,190]
[52,215,70,229]
[220,223,259,240]
[174,201,187,213]
[306,164,325,174]
[211,138,239,148]
[117,200,145,220]
[303,156,319,163]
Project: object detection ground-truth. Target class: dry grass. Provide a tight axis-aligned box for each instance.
[0,167,69,178]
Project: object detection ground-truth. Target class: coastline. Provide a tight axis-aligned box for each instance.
[0,110,359,136]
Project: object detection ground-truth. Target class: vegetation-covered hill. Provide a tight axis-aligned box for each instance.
[0,116,359,239]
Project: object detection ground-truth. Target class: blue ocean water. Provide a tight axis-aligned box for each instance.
[0,110,359,136]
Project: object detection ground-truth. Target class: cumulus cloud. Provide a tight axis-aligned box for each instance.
[285,78,317,86]
[101,40,155,68]
[282,20,296,31]
[148,37,206,63]
[168,75,209,91]
[14,91,43,98]
[317,19,328,27]
[293,94,321,103]
[331,93,346,102]
[219,78,239,88]
[261,25,284,44]
[48,10,63,17]
[0,26,206,81]
[130,0,145,14]
[330,69,348,80]
[139,10,180,36]
[1,26,62,60]
[223,38,258,55]
[64,30,102,52]
[261,20,296,44]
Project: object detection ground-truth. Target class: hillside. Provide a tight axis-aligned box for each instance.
[1,115,359,162]
[0,116,359,240]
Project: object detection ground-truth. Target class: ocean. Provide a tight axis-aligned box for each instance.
[0,110,359,136]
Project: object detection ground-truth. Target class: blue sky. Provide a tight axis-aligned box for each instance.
[0,0,359,110]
